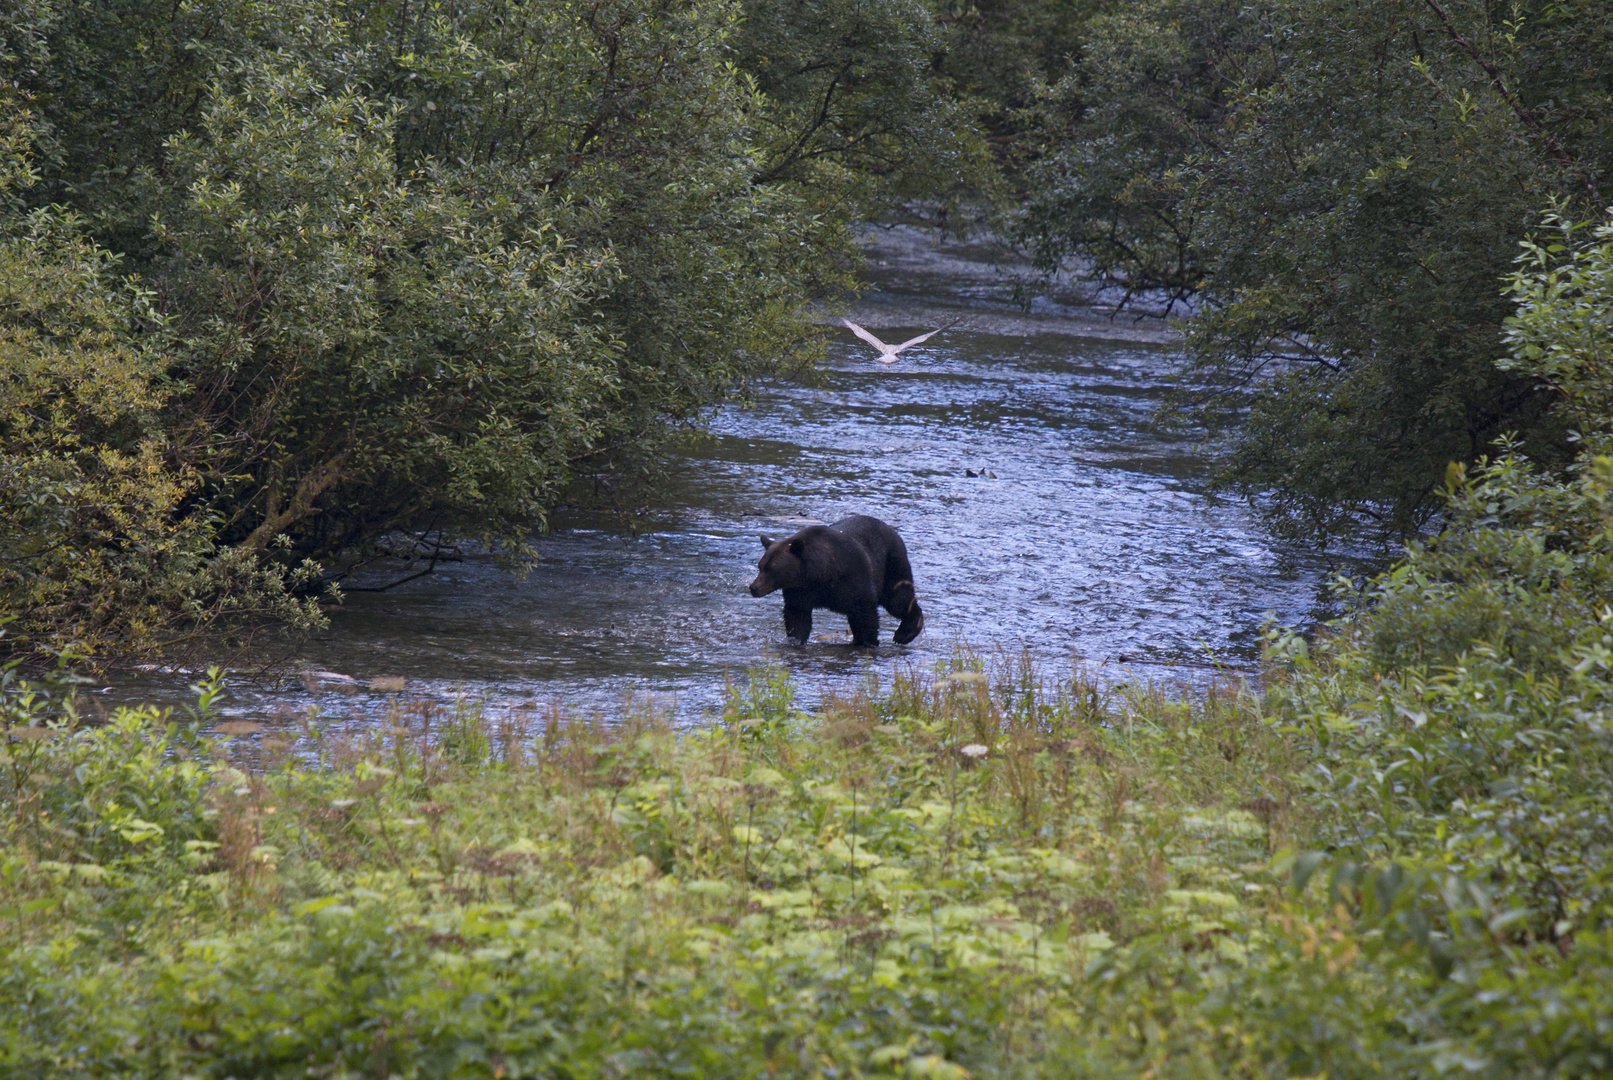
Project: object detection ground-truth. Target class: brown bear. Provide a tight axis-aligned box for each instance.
[748,515,925,647]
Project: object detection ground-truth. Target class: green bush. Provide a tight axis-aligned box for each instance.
[0,96,324,656]
[1019,0,1612,544]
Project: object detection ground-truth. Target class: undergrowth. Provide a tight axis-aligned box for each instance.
[4,634,1609,1078]
[0,651,1299,1078]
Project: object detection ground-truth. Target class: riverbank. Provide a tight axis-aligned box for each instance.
[5,632,1609,1077]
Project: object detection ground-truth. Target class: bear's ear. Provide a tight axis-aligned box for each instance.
[759,534,774,548]
[788,538,805,558]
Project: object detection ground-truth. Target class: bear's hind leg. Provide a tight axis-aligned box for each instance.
[783,593,813,644]
[847,605,880,648]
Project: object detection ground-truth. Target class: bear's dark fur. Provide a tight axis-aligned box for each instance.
[748,515,925,647]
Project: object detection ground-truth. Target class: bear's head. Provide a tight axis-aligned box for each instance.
[749,534,806,597]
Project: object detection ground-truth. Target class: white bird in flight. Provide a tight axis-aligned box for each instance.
[842,318,959,364]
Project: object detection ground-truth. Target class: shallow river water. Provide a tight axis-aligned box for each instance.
[107,230,1357,725]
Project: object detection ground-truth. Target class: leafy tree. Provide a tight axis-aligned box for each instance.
[1021,0,1613,544]
[359,0,849,512]
[0,95,323,656]
[1299,212,1613,928]
[1015,0,1256,306]
[6,0,851,557]
[733,0,992,218]
[731,1,1104,222]
[930,0,1112,183]
[1,0,317,250]
[148,62,624,558]
[1359,207,1613,674]
[1502,210,1613,454]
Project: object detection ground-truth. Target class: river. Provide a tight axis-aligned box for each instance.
[102,228,1358,727]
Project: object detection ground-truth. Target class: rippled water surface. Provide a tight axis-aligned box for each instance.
[107,231,1357,724]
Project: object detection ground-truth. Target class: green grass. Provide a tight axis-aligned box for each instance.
[2,646,1609,1078]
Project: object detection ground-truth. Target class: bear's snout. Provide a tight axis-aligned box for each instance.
[749,574,776,598]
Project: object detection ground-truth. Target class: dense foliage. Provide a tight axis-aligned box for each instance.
[0,93,326,656]
[1019,0,1613,543]
[736,0,990,212]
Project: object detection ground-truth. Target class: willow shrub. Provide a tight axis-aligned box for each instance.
[1276,214,1613,932]
[0,97,325,658]
[1020,0,1613,545]
[3,0,856,659]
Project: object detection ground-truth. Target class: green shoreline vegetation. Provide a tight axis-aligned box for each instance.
[3,611,1612,1077]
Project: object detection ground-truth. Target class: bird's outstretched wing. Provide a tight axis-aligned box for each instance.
[843,319,891,353]
[890,328,944,354]
[892,318,965,355]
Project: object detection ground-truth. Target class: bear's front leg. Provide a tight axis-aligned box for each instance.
[782,592,813,644]
[883,580,924,645]
[847,605,880,648]
[894,599,924,645]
